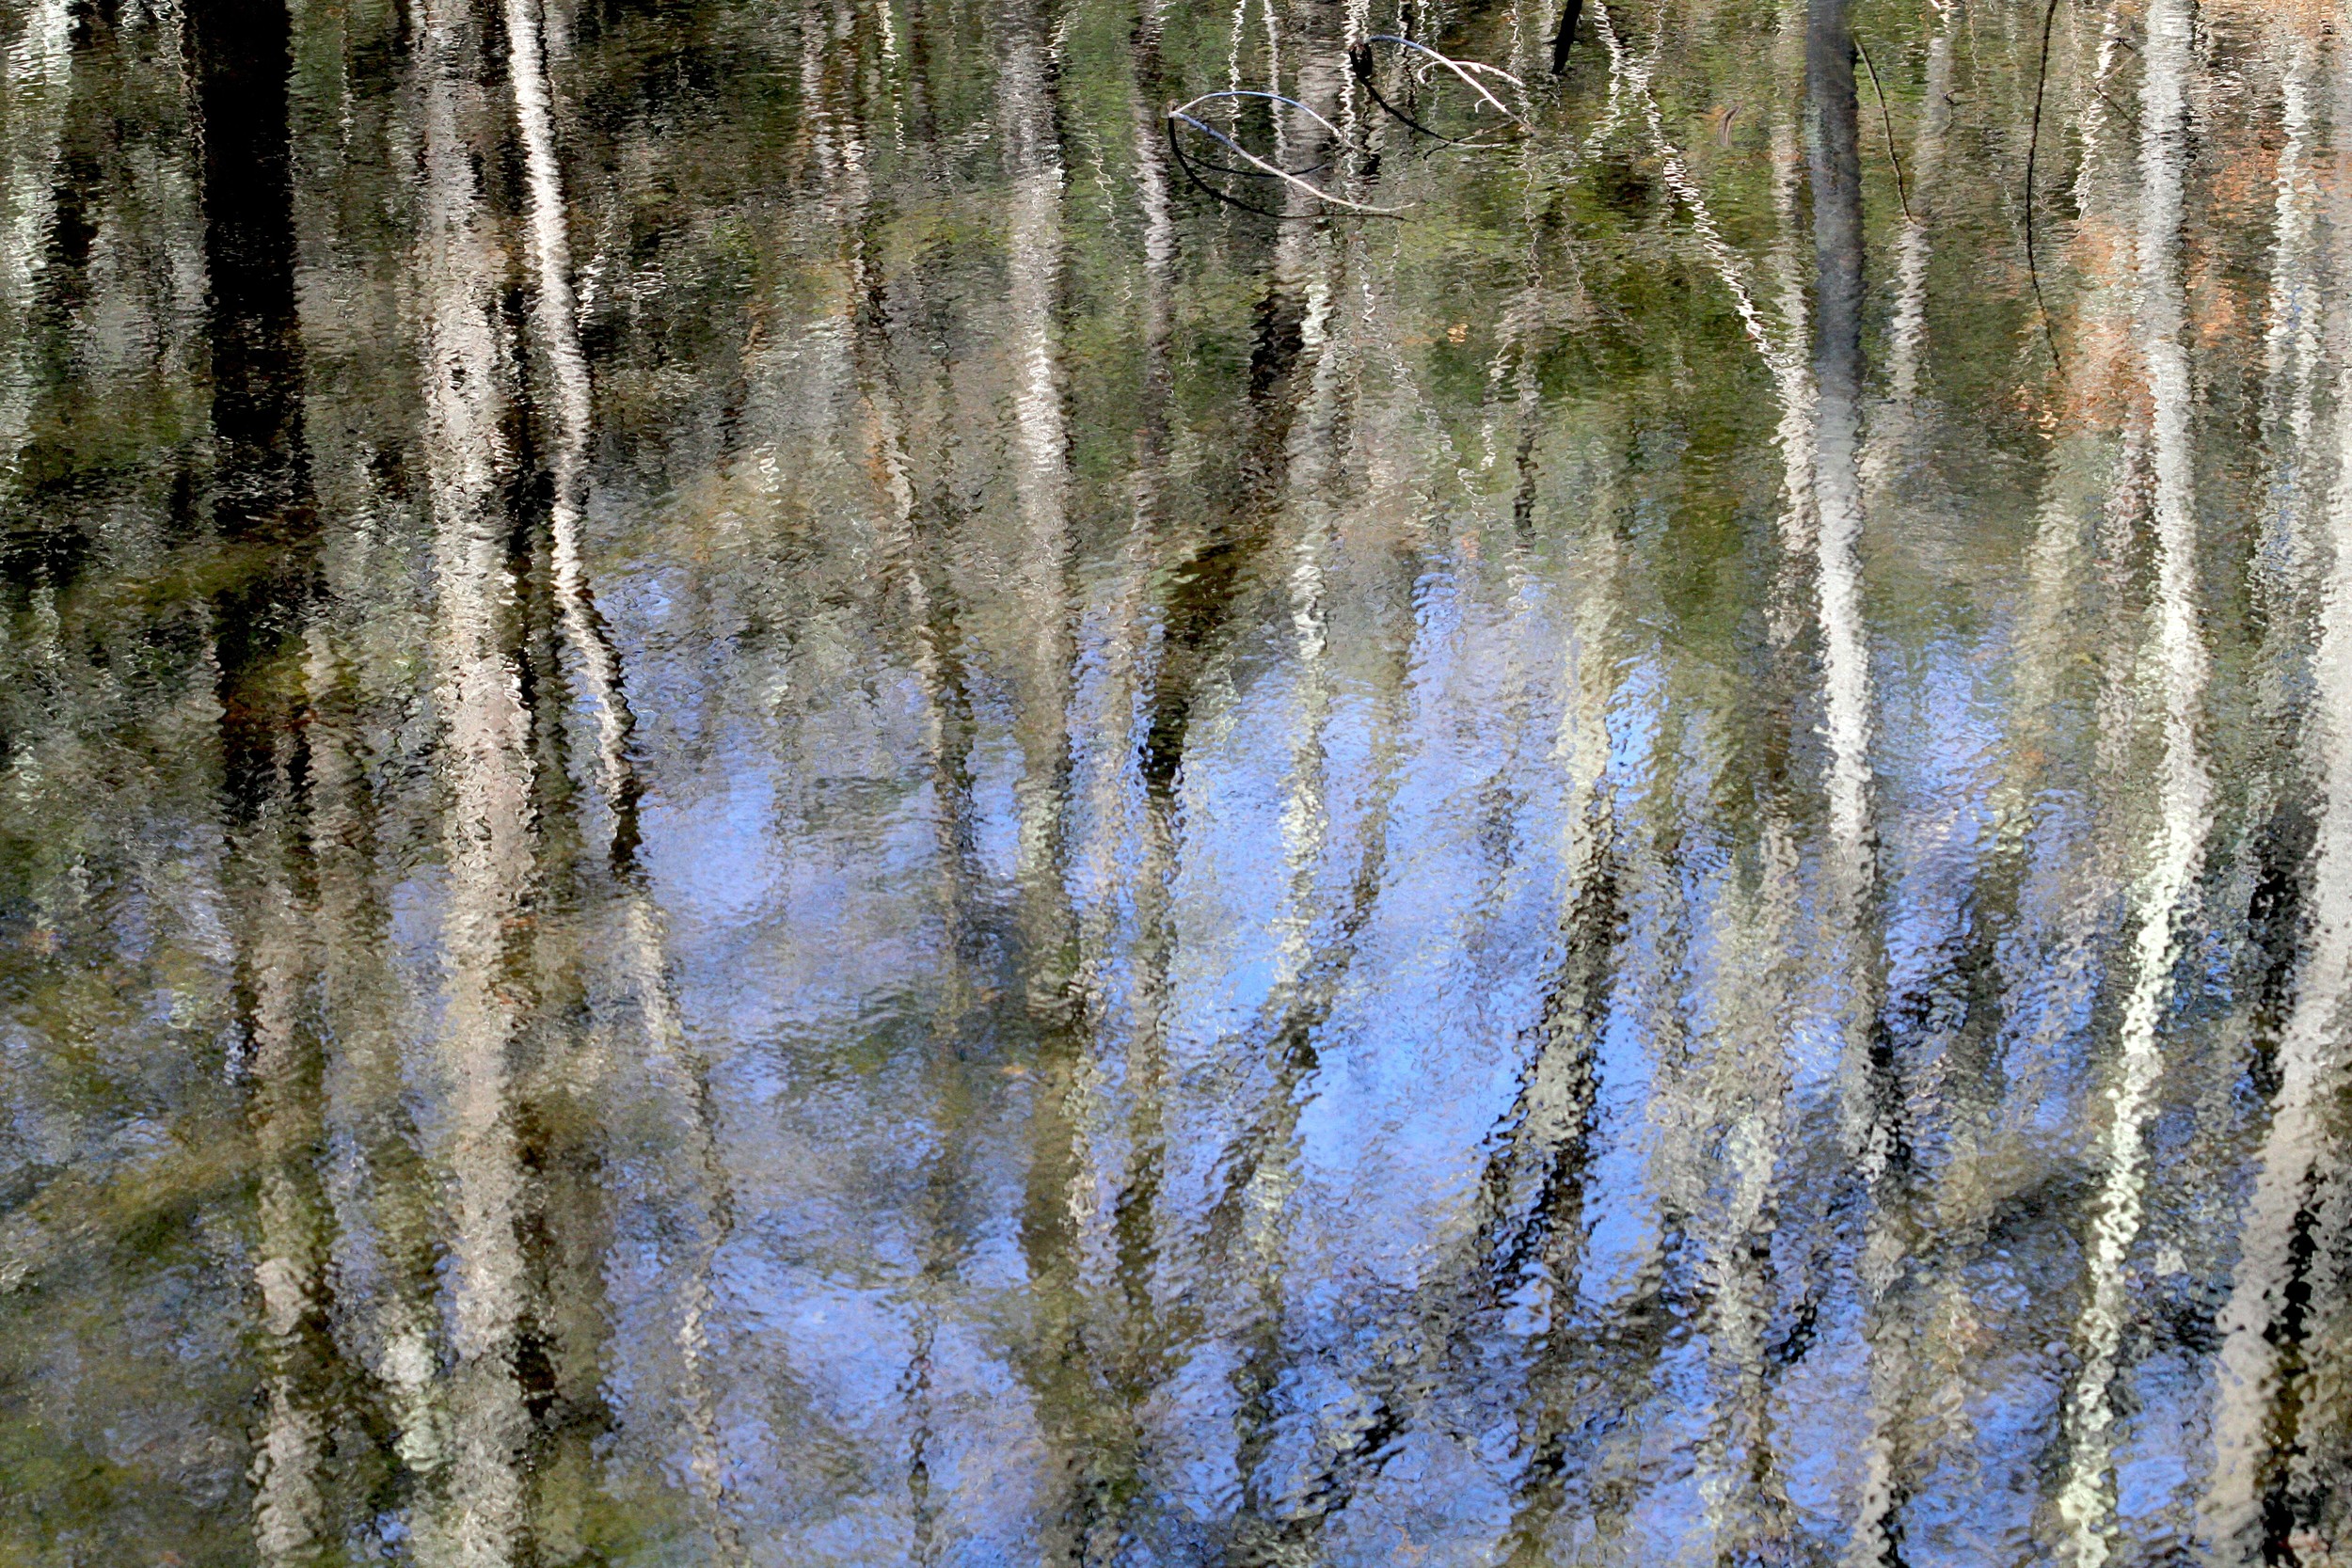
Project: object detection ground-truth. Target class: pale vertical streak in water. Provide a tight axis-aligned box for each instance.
[1269,262,1351,1005]
[1171,39,1360,1417]
[848,127,956,1568]
[1898,5,2138,1492]
[2205,31,2352,1552]
[1341,0,1371,142]
[1522,562,1694,1562]
[1245,243,1347,1316]
[1259,0,1282,141]
[1474,153,1552,477]
[501,0,739,1549]
[1582,10,1830,1545]
[1695,816,1805,1560]
[1048,0,1182,1534]
[1871,0,1955,455]
[1800,5,1907,1558]
[503,0,613,798]
[1247,245,1568,1519]
[1707,21,1820,1521]
[1104,0,1184,1499]
[0,0,74,473]
[2252,30,2327,713]
[1584,0,1801,387]
[2056,0,2214,1556]
[1502,0,1534,82]
[1191,231,1428,1559]
[832,59,977,1544]
[245,800,326,1563]
[1059,182,1155,1304]
[1494,432,1620,1374]
[2028,0,2148,1016]
[1494,511,1639,1568]
[1585,10,1828,1544]
[1854,37,1961,1467]
[1213,230,1359,1550]
[1765,0,1820,588]
[2204,40,2330,1490]
[1805,0,1873,956]
[411,1,533,1558]
[998,0,1071,927]
[1226,0,1249,124]
[308,622,449,1478]
[1692,18,1815,1518]
[2276,40,2352,1528]
[1589,0,1821,713]
[988,9,1094,1540]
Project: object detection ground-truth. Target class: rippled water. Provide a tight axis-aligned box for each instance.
[3,0,2349,1560]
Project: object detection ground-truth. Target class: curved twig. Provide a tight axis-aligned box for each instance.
[2023,0,2063,372]
[1167,113,1296,218]
[1367,35,1529,123]
[1172,90,1377,156]
[1363,72,1465,143]
[1356,55,1517,148]
[1192,152,1331,178]
[1168,87,1333,175]
[1451,59,1528,85]
[1168,110,1409,215]
[1855,37,1912,224]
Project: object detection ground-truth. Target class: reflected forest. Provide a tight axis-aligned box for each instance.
[3,0,2352,1560]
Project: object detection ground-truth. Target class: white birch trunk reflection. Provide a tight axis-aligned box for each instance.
[2204,27,2352,1554]
[412,3,533,1559]
[2057,2,2214,1556]
[1000,0,1071,911]
[10,0,2352,1556]
[501,1,739,1549]
[309,626,449,1481]
[1863,0,1954,496]
[0,0,74,476]
[242,806,327,1565]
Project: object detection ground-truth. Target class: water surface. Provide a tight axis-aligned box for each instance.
[2,0,2348,1561]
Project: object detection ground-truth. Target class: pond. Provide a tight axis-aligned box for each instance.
[0,0,2345,1561]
